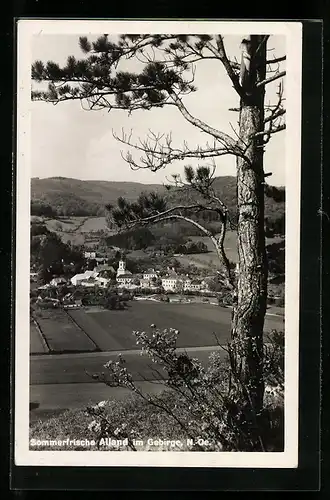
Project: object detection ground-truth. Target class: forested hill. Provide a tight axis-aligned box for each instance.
[31,177,166,217]
[31,175,285,222]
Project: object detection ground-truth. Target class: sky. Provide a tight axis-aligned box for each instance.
[30,34,286,186]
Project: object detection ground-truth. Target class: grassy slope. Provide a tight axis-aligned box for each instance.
[177,232,283,267]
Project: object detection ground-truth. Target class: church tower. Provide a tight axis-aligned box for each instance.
[116,253,126,277]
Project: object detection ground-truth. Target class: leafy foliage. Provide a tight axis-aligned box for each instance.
[31,200,57,217]
[30,225,85,281]
[266,240,285,275]
[85,326,284,452]
[105,227,156,250]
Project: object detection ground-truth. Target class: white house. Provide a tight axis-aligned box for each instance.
[84,251,96,259]
[81,278,99,288]
[116,273,133,286]
[143,268,158,280]
[185,279,203,292]
[84,270,99,279]
[71,270,99,286]
[71,274,86,286]
[161,273,180,291]
[95,276,110,288]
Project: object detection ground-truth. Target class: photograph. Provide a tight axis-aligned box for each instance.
[15,20,302,468]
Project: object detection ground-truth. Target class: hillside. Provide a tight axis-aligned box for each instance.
[31,175,285,221]
[31,177,166,216]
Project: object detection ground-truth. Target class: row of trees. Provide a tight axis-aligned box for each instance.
[31,198,104,217]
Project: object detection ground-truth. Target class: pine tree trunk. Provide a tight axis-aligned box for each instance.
[231,36,268,415]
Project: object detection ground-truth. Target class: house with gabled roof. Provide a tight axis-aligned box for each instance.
[94,264,116,275]
[143,268,158,280]
[71,270,99,286]
[161,272,180,291]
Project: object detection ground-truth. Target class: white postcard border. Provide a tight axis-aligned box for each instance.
[15,19,302,468]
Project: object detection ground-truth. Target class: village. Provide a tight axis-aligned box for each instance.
[31,249,225,310]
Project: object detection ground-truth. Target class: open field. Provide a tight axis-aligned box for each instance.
[30,302,284,355]
[30,321,48,354]
[30,302,284,414]
[31,216,111,245]
[33,309,98,353]
[67,309,125,351]
[177,232,284,268]
[30,346,229,385]
[86,302,231,350]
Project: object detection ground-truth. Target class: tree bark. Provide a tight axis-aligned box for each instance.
[231,36,268,415]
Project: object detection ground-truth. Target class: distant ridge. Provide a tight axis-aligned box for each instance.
[31,176,166,186]
[31,176,284,219]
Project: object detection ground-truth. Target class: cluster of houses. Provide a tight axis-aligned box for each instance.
[35,257,212,294]
[72,258,210,293]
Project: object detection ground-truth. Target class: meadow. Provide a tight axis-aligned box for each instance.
[32,309,98,354]
[30,301,284,355]
[31,216,110,245]
[178,233,283,268]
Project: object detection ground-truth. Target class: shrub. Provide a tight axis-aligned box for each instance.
[263,330,284,390]
[86,326,284,452]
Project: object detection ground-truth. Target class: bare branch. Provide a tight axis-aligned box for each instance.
[261,82,286,144]
[256,71,286,88]
[266,55,286,64]
[210,36,244,97]
[264,109,286,124]
[112,129,242,172]
[169,91,239,149]
[254,124,286,138]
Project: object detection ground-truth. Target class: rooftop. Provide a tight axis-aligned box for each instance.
[95,264,116,273]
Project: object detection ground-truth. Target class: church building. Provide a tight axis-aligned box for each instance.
[116,255,133,285]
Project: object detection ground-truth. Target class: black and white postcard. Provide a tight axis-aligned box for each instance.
[15,20,302,468]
